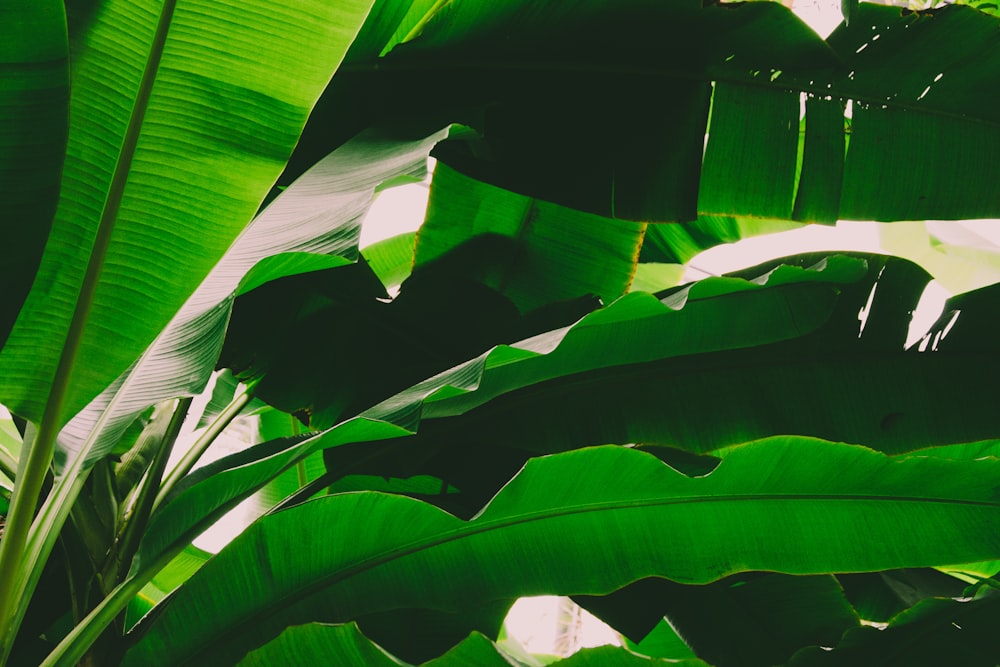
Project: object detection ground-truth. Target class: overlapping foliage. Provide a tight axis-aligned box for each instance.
[1,0,999,665]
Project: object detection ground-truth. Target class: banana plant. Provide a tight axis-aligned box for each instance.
[3,0,1000,665]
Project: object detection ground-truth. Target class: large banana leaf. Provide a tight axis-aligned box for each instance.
[293,0,1000,222]
[310,0,833,221]
[0,0,377,428]
[123,439,1000,665]
[0,1,68,348]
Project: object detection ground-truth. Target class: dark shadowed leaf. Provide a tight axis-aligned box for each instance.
[789,594,1000,667]
[836,568,967,623]
[240,624,708,666]
[578,574,858,667]
[0,1,68,348]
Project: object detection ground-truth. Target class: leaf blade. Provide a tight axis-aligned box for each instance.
[0,0,378,426]
[124,439,1000,665]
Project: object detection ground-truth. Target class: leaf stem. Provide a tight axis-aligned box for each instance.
[39,552,172,667]
[401,0,451,44]
[0,446,16,483]
[292,416,307,488]
[111,397,192,584]
[153,388,251,511]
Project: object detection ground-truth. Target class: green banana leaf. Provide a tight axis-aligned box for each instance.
[577,574,859,667]
[124,438,1000,665]
[837,569,968,624]
[788,594,1000,666]
[318,0,834,221]
[0,1,68,348]
[0,0,377,428]
[825,4,1000,220]
[342,254,992,464]
[625,620,697,661]
[240,624,708,666]
[296,0,1000,222]
[362,253,868,429]
[415,162,645,311]
[363,231,419,290]
[638,216,804,267]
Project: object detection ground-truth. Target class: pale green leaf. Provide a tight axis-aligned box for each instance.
[0,0,378,427]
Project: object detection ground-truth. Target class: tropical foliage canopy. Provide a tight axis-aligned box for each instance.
[1,0,1000,665]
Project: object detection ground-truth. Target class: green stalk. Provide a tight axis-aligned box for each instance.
[111,397,192,584]
[292,415,307,487]
[0,444,16,483]
[0,335,79,650]
[401,0,451,43]
[153,388,251,511]
[43,392,253,667]
[0,2,179,658]
[40,550,176,667]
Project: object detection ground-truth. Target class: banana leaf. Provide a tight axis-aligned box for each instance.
[0,1,68,348]
[123,439,1000,665]
[0,0,379,428]
[415,163,645,311]
[789,594,1000,666]
[295,0,1000,221]
[836,569,968,624]
[576,574,859,667]
[241,624,708,666]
